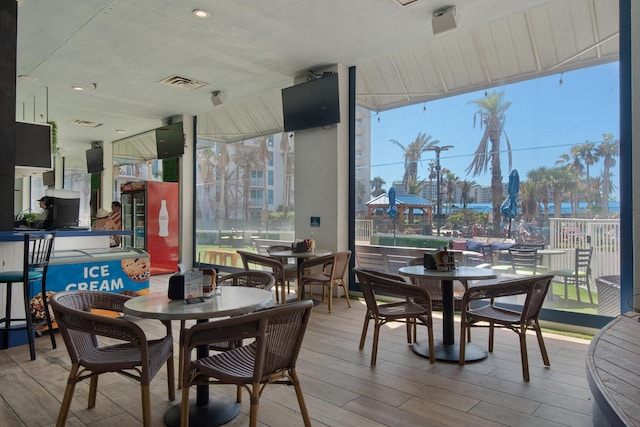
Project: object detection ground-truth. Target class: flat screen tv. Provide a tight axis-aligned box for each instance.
[51,197,80,228]
[282,73,340,132]
[156,122,185,159]
[86,147,104,173]
[42,171,55,186]
[15,121,52,168]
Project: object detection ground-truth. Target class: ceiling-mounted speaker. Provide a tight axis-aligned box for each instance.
[432,6,457,35]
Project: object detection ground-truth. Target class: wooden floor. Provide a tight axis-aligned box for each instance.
[0,275,595,427]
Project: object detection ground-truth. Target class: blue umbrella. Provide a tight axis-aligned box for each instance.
[387,187,397,245]
[500,169,520,237]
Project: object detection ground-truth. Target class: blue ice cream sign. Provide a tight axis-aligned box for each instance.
[46,259,149,294]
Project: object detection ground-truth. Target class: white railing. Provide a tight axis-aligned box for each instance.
[355,219,372,243]
[548,218,620,279]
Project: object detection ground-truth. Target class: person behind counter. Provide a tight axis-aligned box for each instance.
[32,196,53,229]
[93,208,121,247]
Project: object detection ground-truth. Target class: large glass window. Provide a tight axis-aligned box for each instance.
[194,134,295,268]
[355,62,621,319]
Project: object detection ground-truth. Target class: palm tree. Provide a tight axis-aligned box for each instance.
[390,132,438,188]
[442,171,459,213]
[465,90,512,236]
[548,166,577,218]
[257,137,270,231]
[280,132,294,211]
[595,134,619,216]
[231,142,261,221]
[458,179,477,209]
[405,175,426,225]
[527,166,551,220]
[217,143,230,219]
[557,142,594,216]
[371,176,386,197]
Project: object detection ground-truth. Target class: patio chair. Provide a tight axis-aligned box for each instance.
[50,291,175,427]
[179,300,313,427]
[354,268,435,366]
[238,250,289,303]
[299,251,352,313]
[508,247,539,275]
[406,257,465,312]
[0,233,56,360]
[177,271,276,388]
[266,245,298,295]
[459,274,553,381]
[550,247,594,303]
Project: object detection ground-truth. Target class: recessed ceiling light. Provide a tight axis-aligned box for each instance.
[393,0,419,5]
[72,86,84,91]
[192,9,210,18]
[18,74,38,82]
[116,129,126,133]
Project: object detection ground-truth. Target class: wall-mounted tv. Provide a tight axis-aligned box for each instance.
[282,73,340,132]
[15,121,52,169]
[86,147,104,173]
[156,122,185,159]
[42,171,55,186]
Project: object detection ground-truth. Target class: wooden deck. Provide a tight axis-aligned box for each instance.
[0,275,595,426]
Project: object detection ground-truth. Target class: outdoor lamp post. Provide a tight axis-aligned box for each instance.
[426,145,454,236]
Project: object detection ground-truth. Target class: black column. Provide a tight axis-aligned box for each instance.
[0,2,17,231]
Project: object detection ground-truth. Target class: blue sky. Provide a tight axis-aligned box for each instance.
[369,62,620,199]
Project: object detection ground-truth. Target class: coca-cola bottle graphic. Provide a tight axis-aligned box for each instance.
[158,199,169,237]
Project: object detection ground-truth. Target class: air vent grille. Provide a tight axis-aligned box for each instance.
[159,75,208,91]
[70,120,103,128]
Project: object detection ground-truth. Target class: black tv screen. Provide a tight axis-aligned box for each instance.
[15,121,52,168]
[51,197,80,228]
[282,73,340,132]
[86,147,104,173]
[156,122,184,159]
[42,171,55,186]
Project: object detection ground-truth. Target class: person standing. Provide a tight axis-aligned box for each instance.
[110,201,122,231]
[94,208,120,247]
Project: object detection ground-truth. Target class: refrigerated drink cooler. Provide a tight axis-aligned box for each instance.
[120,181,179,275]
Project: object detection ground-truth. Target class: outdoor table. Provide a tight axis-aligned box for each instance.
[398,265,497,362]
[269,248,332,300]
[123,287,273,427]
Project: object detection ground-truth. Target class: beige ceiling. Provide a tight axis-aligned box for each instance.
[15,0,618,162]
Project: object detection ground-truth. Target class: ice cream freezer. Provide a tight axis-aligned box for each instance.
[46,247,151,296]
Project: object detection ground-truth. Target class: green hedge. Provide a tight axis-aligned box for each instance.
[372,235,451,248]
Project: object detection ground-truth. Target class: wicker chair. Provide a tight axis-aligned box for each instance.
[238,250,289,303]
[459,274,553,381]
[179,300,313,427]
[406,257,465,311]
[354,268,435,366]
[266,245,298,294]
[177,271,275,388]
[298,251,352,313]
[50,291,175,427]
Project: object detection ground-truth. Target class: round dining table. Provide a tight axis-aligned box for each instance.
[398,265,497,362]
[124,287,274,427]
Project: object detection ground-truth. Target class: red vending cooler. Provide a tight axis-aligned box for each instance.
[120,181,179,275]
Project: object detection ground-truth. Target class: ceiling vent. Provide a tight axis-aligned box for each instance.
[70,119,103,128]
[159,75,208,91]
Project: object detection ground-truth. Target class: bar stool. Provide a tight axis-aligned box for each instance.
[0,233,56,360]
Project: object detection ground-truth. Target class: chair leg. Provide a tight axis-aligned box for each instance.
[249,382,260,427]
[166,351,175,401]
[39,281,56,350]
[458,322,467,366]
[340,280,351,308]
[178,320,185,390]
[56,364,79,427]
[289,368,312,427]
[519,331,530,381]
[426,319,435,363]
[585,277,594,304]
[327,283,332,313]
[359,313,370,349]
[371,322,381,366]
[21,282,36,361]
[88,374,99,408]
[141,384,152,427]
[180,384,191,427]
[488,322,495,353]
[533,321,550,366]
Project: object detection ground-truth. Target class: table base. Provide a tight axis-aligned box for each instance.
[412,340,488,363]
[163,397,240,427]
